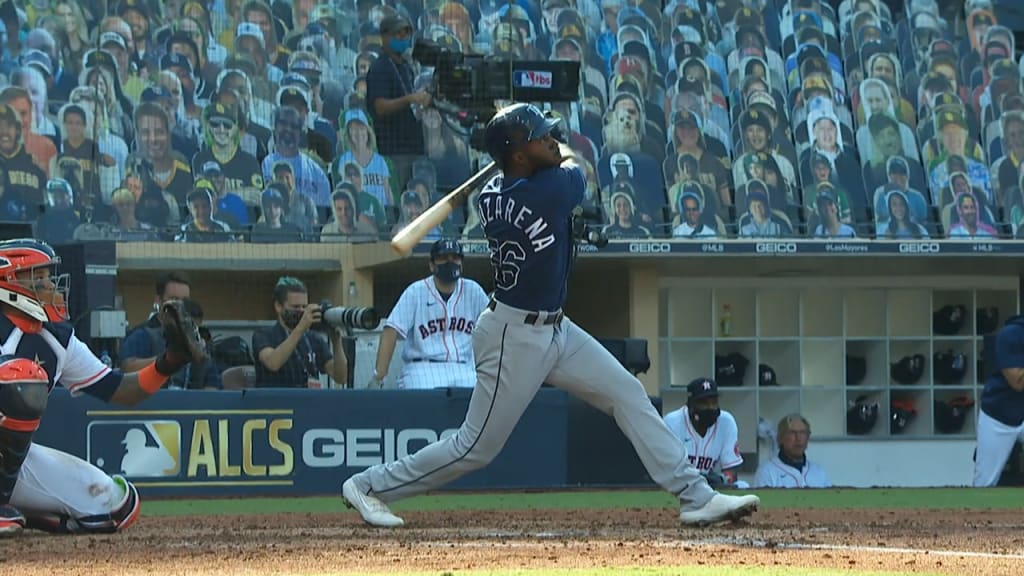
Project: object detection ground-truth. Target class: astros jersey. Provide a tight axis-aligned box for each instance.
[662,406,744,474]
[386,276,489,389]
[476,166,584,312]
[0,315,117,397]
[753,456,831,488]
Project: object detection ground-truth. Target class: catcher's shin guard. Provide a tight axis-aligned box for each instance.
[26,476,141,534]
[0,359,48,506]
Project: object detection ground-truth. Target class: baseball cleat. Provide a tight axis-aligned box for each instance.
[679,493,760,526]
[342,477,404,528]
[0,504,25,535]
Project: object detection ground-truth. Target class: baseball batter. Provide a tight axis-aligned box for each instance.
[662,378,744,487]
[974,314,1024,486]
[371,239,488,390]
[343,103,760,527]
[0,239,204,535]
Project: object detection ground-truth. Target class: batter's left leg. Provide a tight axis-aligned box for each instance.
[12,443,141,533]
[973,409,1024,487]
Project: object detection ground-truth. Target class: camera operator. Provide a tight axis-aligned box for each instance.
[252,276,348,388]
[366,14,431,190]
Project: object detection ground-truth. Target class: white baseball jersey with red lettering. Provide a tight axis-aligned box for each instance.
[385,276,489,390]
[662,406,744,475]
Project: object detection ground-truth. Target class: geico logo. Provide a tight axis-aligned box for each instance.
[629,242,672,253]
[302,428,460,468]
[187,418,294,477]
[898,242,940,253]
[755,242,797,253]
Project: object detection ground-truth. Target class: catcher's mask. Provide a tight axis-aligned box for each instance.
[891,354,926,385]
[933,350,968,385]
[847,395,879,435]
[891,399,917,433]
[932,304,966,335]
[0,239,69,322]
[934,396,974,434]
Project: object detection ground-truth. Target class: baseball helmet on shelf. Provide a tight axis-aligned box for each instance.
[430,238,463,260]
[758,363,778,386]
[890,354,926,385]
[933,350,968,385]
[976,307,1000,334]
[847,396,879,435]
[890,399,917,433]
[846,355,867,386]
[484,103,562,168]
[715,352,749,386]
[932,304,966,335]
[934,396,975,434]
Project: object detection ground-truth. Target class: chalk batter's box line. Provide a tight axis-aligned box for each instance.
[134,480,296,487]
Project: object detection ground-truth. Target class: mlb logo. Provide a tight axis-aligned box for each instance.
[87,421,181,478]
[515,70,553,88]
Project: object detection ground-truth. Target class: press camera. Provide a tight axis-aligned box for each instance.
[314,300,381,332]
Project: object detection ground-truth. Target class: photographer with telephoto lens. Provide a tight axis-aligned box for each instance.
[252,276,349,388]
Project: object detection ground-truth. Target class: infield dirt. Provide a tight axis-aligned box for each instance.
[4,507,1024,575]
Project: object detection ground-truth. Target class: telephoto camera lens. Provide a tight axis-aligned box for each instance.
[322,305,381,330]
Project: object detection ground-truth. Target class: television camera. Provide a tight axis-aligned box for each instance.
[411,39,606,246]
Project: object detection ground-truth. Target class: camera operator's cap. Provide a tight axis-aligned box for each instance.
[201,161,223,176]
[100,31,127,51]
[160,52,193,75]
[140,84,172,102]
[236,22,266,48]
[430,238,463,260]
[379,14,412,35]
[687,377,718,401]
[19,49,52,77]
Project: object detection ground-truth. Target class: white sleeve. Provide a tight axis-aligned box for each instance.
[385,284,420,339]
[718,412,744,469]
[61,333,113,395]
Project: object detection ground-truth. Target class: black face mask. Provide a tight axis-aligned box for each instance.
[281,308,303,329]
[434,262,461,283]
[692,407,721,427]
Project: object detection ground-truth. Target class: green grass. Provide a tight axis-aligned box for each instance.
[143,487,1021,517]
[303,568,944,576]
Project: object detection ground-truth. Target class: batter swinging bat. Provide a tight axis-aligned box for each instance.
[391,161,500,257]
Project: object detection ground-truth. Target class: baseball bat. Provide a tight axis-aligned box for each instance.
[390,161,500,257]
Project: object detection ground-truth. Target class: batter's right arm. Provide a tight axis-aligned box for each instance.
[371,327,400,386]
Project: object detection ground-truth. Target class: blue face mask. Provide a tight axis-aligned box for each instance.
[389,37,412,55]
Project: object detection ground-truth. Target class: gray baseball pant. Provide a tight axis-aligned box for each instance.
[354,300,716,509]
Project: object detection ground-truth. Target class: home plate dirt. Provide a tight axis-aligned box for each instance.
[4,508,1024,575]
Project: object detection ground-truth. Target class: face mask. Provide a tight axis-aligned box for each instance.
[434,262,461,283]
[692,407,721,426]
[281,308,302,329]
[388,38,412,55]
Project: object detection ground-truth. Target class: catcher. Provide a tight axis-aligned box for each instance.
[0,239,205,535]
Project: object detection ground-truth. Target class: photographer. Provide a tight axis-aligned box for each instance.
[252,276,348,388]
[365,14,430,191]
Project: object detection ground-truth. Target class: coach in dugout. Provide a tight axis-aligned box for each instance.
[754,414,831,488]
[368,239,487,390]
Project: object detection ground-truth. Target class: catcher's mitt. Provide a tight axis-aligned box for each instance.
[154,300,207,376]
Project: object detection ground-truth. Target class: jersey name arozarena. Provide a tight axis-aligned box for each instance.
[477,190,556,252]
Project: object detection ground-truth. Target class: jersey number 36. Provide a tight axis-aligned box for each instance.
[488,239,526,291]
